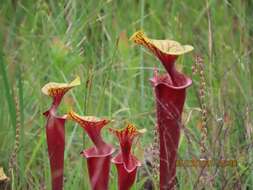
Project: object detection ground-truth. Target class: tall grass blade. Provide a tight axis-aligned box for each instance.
[0,31,16,131]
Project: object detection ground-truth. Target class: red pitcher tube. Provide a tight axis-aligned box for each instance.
[42,76,80,190]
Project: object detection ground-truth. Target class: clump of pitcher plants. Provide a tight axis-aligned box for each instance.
[42,77,144,190]
[42,30,193,190]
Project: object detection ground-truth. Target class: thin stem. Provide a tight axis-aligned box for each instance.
[140,0,145,111]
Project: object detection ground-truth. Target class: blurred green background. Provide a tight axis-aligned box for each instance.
[0,0,252,189]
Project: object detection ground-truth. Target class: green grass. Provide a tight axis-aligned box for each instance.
[0,0,253,189]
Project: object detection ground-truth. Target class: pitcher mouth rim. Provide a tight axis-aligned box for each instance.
[81,146,115,158]
[150,74,192,90]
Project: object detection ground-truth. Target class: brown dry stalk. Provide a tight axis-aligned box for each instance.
[8,86,21,177]
[245,105,252,140]
[206,0,213,60]
[194,55,208,156]
[194,55,210,189]
[197,56,208,156]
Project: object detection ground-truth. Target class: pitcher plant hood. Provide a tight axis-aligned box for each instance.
[130,30,193,87]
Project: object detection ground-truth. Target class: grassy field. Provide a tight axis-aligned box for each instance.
[0,0,253,189]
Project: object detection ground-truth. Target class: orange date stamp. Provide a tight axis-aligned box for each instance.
[176,159,237,167]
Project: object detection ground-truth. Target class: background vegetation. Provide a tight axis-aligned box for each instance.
[0,0,252,189]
